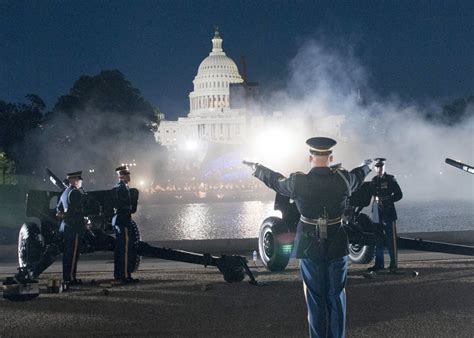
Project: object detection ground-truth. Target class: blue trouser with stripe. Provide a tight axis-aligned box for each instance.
[62,226,80,282]
[300,256,348,338]
[113,221,130,280]
[375,219,398,268]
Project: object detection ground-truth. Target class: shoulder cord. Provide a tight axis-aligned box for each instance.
[335,169,352,197]
[334,169,353,228]
[67,188,74,203]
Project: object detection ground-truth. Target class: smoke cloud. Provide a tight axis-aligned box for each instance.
[21,107,165,190]
[17,36,473,201]
[251,38,473,200]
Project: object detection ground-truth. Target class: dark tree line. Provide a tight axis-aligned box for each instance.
[52,70,157,122]
[425,95,474,126]
[0,94,45,171]
[0,70,161,184]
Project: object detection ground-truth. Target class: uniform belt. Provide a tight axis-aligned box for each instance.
[300,215,342,240]
[300,215,342,226]
[375,196,391,201]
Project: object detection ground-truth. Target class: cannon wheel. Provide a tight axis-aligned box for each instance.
[128,220,141,273]
[348,213,376,264]
[348,244,375,264]
[18,222,44,268]
[258,217,292,271]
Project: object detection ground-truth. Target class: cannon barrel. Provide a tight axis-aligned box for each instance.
[397,237,474,256]
[445,158,474,174]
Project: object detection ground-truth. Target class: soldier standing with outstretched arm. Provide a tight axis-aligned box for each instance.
[112,165,139,284]
[368,158,403,273]
[245,137,372,338]
[56,171,85,287]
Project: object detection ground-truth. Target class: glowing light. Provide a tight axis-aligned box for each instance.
[185,140,198,151]
[139,180,145,186]
[253,127,296,159]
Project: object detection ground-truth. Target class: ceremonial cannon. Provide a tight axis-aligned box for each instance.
[258,182,474,271]
[4,171,257,301]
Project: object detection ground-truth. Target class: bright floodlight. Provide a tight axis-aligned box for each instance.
[185,140,198,151]
[139,180,145,186]
[254,127,295,159]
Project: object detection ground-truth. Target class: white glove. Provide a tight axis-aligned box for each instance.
[242,160,258,171]
[362,159,373,168]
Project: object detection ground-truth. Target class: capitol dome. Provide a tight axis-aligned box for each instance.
[188,29,243,116]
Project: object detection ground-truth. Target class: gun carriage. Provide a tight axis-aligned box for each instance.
[4,170,257,301]
[259,182,474,271]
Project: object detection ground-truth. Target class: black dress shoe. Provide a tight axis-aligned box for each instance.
[69,279,83,286]
[124,277,140,284]
[367,265,384,272]
[389,265,398,273]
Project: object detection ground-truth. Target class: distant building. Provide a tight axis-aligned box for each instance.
[155,29,344,170]
[156,29,254,149]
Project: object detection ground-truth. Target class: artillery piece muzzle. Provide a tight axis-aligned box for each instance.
[445,158,474,174]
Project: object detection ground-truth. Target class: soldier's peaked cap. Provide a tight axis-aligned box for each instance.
[115,165,130,175]
[66,171,83,179]
[306,137,337,155]
[374,158,387,167]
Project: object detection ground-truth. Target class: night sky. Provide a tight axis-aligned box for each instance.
[1,0,473,119]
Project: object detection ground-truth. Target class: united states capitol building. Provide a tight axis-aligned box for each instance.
[155,29,344,169]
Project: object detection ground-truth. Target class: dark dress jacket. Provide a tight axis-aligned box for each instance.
[57,186,84,232]
[254,164,371,260]
[112,180,132,227]
[371,173,403,221]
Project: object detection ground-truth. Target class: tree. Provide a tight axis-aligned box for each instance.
[425,95,474,126]
[39,70,162,186]
[53,70,156,117]
[0,152,16,185]
[0,95,45,169]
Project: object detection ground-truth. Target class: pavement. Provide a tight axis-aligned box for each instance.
[1,251,474,337]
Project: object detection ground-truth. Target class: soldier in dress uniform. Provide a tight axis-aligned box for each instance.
[245,137,372,338]
[56,171,85,286]
[112,165,139,284]
[369,158,403,272]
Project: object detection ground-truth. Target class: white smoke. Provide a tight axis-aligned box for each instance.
[22,107,165,190]
[254,38,474,200]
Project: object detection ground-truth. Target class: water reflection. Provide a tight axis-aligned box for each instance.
[179,204,211,239]
[134,201,275,241]
[133,199,474,241]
